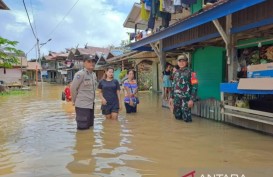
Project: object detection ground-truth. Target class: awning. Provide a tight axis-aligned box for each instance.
[95,51,158,70]
[129,0,266,51]
[107,51,138,63]
[123,3,147,30]
[0,0,9,10]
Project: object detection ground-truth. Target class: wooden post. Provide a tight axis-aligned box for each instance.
[213,15,235,81]
[159,40,166,71]
[159,40,169,107]
[226,14,238,82]
[213,19,228,44]
[36,63,38,86]
[121,61,124,70]
[220,92,225,121]
[136,64,139,86]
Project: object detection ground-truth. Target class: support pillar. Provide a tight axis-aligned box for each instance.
[213,15,237,82]
[159,40,166,71]
[226,15,237,81]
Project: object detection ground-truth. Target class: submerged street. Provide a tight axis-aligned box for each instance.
[0,84,273,177]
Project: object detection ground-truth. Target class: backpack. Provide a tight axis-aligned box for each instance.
[61,91,66,101]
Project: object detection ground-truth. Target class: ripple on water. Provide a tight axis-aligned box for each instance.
[1,84,273,177]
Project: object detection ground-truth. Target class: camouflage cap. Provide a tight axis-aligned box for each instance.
[177,54,188,62]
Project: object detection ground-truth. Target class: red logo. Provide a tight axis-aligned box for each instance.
[182,170,196,177]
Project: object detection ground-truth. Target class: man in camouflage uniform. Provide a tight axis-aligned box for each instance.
[169,54,197,122]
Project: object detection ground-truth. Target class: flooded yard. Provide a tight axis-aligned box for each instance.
[0,84,273,177]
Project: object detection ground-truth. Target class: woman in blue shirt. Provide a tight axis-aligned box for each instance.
[98,67,121,120]
[123,70,138,113]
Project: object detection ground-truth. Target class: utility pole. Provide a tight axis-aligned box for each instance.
[37,38,43,84]
[34,38,51,86]
[36,39,39,86]
[21,56,23,86]
[35,63,38,85]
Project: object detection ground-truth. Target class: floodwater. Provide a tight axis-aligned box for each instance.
[0,83,273,177]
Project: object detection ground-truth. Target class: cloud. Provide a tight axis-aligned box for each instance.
[113,0,136,6]
[0,0,135,59]
[5,23,27,33]
[11,10,32,24]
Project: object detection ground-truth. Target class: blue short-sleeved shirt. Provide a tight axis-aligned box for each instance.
[98,79,120,110]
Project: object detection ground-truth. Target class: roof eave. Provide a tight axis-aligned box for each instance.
[123,3,142,29]
[129,0,266,51]
[0,0,9,10]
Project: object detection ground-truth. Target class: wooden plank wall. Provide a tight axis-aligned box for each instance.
[232,0,273,28]
[163,18,225,50]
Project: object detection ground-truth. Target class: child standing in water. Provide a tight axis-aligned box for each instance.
[162,63,172,100]
[64,82,72,102]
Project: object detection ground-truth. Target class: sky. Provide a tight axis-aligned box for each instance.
[0,0,136,59]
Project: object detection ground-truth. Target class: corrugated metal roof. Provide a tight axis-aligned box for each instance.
[77,47,110,56]
[110,50,124,57]
[107,51,138,63]
[129,0,266,51]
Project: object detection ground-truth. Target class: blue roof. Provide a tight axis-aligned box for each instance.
[129,0,266,51]
[110,50,124,57]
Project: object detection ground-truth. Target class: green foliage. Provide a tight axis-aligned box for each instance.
[23,74,29,80]
[0,36,23,68]
[119,69,127,80]
[138,70,152,91]
[0,90,27,96]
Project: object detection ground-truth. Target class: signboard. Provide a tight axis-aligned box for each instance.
[58,70,67,75]
[41,71,48,76]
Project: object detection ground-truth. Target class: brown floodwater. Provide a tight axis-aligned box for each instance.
[0,83,273,177]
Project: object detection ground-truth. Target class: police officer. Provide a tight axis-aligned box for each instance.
[71,56,97,130]
[169,54,197,122]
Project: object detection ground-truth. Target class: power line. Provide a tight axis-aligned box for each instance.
[47,0,81,37]
[22,0,37,40]
[26,43,36,56]
[29,0,38,36]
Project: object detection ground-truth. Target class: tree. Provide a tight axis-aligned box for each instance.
[107,44,115,50]
[119,69,127,80]
[119,40,130,53]
[0,36,23,69]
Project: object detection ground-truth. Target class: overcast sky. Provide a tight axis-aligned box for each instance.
[0,0,135,59]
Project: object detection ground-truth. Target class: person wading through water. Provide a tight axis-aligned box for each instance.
[98,67,122,120]
[71,56,97,130]
[123,70,139,113]
[162,63,172,100]
[64,82,72,102]
[169,54,198,122]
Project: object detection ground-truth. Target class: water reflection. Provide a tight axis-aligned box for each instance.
[0,84,273,177]
[65,112,153,177]
[66,130,95,174]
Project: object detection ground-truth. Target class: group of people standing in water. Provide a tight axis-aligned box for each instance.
[66,54,197,130]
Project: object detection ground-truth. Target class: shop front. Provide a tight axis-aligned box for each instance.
[128,0,273,133]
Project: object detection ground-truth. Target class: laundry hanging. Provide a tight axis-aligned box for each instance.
[163,0,175,13]
[141,3,150,21]
[159,0,163,11]
[181,0,197,5]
